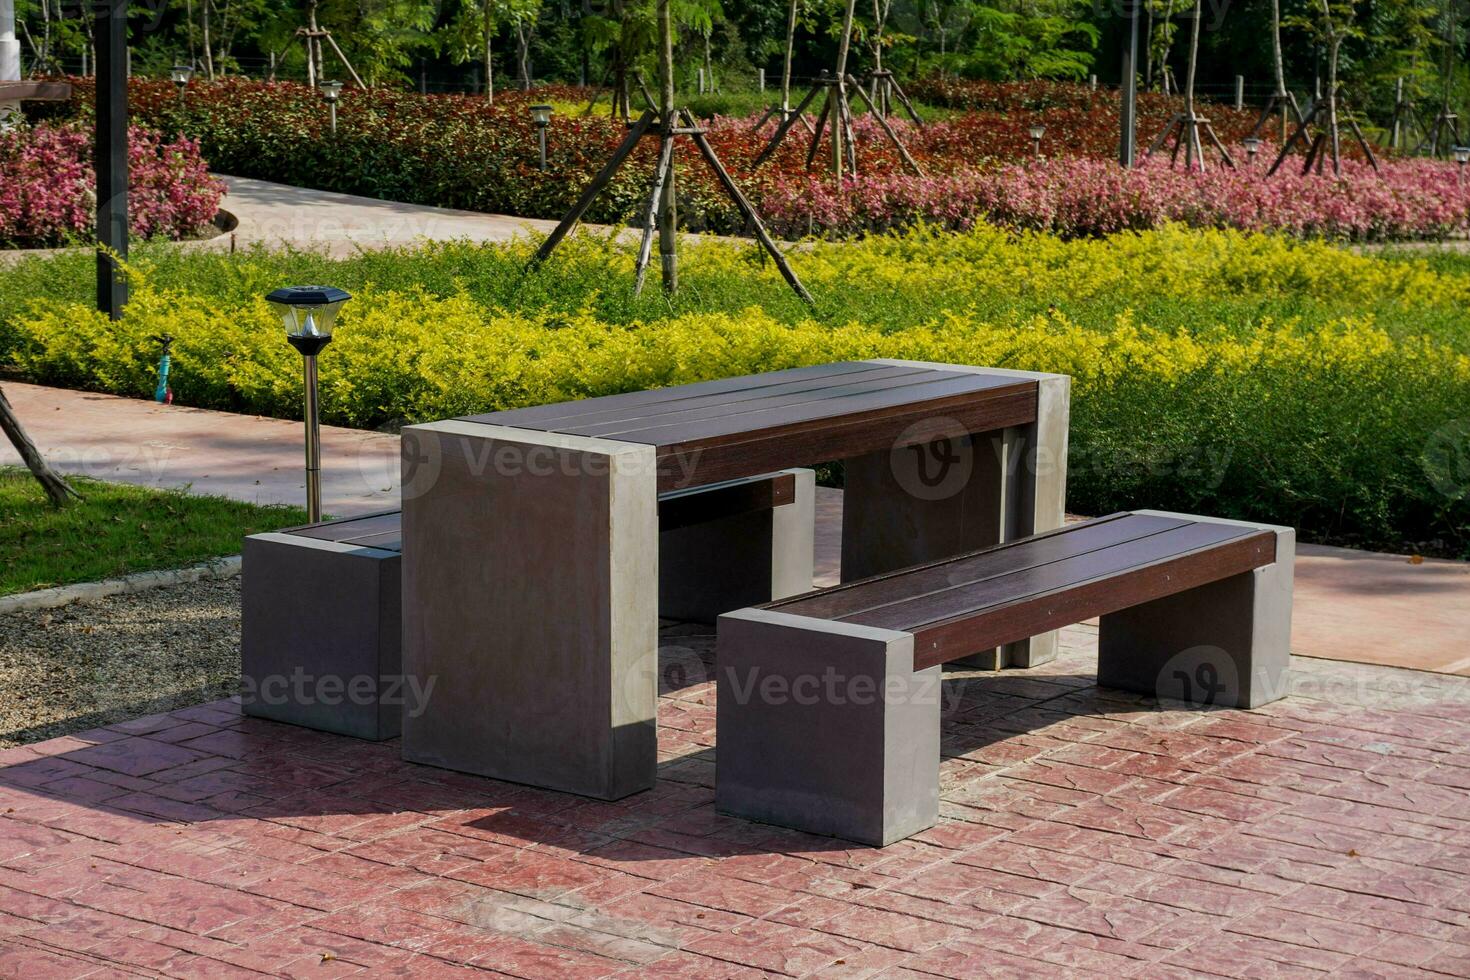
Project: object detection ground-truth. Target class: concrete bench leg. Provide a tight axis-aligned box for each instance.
[716,609,940,846]
[659,468,816,622]
[843,362,1070,670]
[1098,515,1294,709]
[400,420,659,800]
[241,534,402,741]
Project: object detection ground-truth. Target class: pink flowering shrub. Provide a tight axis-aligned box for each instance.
[759,152,1470,241]
[0,123,224,248]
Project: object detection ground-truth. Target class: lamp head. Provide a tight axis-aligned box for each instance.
[1028,123,1046,141]
[320,80,344,103]
[171,64,195,87]
[1242,137,1262,156]
[529,104,554,127]
[1455,145,1470,165]
[267,286,351,356]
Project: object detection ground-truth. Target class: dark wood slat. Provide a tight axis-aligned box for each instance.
[463,361,887,429]
[282,474,800,548]
[655,383,1037,491]
[594,373,1028,446]
[657,472,796,531]
[563,368,959,437]
[770,514,1138,611]
[910,531,1277,669]
[845,522,1260,633]
[338,529,404,552]
[773,514,1191,620]
[287,511,403,542]
[536,365,933,433]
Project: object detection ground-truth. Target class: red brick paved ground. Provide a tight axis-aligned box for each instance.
[1,625,1469,978]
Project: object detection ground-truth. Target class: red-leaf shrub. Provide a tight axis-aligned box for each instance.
[0,122,224,248]
[52,77,1271,233]
[758,153,1470,241]
[41,76,1445,241]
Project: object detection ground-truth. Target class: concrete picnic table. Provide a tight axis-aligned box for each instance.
[397,360,1070,799]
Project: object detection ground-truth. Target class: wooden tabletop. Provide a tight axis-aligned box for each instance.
[459,361,1038,490]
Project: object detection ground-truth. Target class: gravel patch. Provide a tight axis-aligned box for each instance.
[0,578,242,748]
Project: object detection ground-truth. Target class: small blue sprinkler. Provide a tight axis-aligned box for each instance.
[154,334,175,404]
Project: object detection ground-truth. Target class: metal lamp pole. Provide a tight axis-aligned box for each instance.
[171,64,194,104]
[267,286,351,523]
[321,80,343,136]
[529,104,553,170]
[299,346,324,519]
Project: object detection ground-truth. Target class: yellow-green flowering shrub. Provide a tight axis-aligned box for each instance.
[10,278,1468,555]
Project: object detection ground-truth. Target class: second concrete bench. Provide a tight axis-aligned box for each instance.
[716,510,1294,845]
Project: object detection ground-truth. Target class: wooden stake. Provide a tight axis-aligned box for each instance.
[634,137,676,295]
[681,110,814,306]
[530,110,656,265]
[847,75,924,176]
[805,92,832,169]
[753,78,822,167]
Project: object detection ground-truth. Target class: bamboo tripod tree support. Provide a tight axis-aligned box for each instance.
[1417,0,1462,156]
[1248,89,1307,142]
[857,69,925,127]
[752,73,924,178]
[1267,93,1379,175]
[750,0,922,181]
[1144,0,1233,170]
[297,2,364,89]
[1416,106,1463,156]
[1388,78,1426,151]
[1146,111,1236,169]
[528,101,814,302]
[1251,0,1304,142]
[754,0,815,135]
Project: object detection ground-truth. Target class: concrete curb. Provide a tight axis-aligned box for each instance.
[0,556,242,615]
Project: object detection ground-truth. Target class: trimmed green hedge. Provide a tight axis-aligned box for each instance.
[2,225,1467,557]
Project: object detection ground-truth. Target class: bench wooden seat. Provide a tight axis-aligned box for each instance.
[715,510,1295,846]
[242,469,815,740]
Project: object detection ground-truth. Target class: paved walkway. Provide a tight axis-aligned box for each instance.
[206,176,566,256]
[3,381,1467,677]
[0,632,1468,977]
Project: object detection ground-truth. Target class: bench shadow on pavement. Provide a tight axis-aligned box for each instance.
[0,624,1131,865]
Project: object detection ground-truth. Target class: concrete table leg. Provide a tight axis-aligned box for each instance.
[1098,513,1295,709]
[659,468,816,621]
[842,362,1070,668]
[399,420,659,800]
[716,608,940,846]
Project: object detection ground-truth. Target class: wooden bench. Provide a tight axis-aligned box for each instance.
[715,510,1295,846]
[242,469,815,740]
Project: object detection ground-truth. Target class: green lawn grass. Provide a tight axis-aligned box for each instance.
[0,468,307,596]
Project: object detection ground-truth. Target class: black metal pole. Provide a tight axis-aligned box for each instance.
[1120,0,1140,167]
[95,0,128,319]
